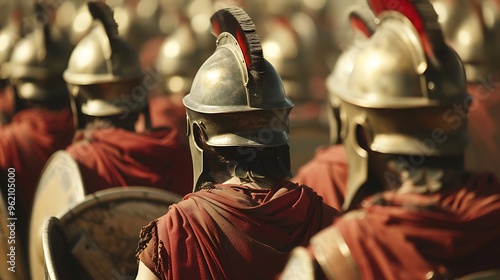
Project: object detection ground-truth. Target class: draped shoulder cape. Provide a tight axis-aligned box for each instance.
[466,83,500,178]
[333,173,500,279]
[138,180,341,280]
[66,127,193,196]
[293,144,347,211]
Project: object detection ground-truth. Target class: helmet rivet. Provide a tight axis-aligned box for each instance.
[426,271,437,280]
[428,81,435,91]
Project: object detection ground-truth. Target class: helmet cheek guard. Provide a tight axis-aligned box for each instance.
[186,113,207,190]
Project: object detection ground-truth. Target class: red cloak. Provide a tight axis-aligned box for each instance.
[136,94,188,147]
[332,173,500,280]
[149,94,187,145]
[293,145,347,211]
[138,180,341,280]
[465,83,500,178]
[0,108,74,234]
[0,87,14,125]
[66,127,193,197]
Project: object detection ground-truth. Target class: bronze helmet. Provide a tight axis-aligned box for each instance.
[336,0,469,210]
[6,3,71,110]
[0,1,23,88]
[431,0,500,82]
[184,6,293,191]
[63,1,145,127]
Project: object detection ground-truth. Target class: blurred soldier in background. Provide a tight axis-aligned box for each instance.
[0,2,24,125]
[280,1,500,279]
[323,0,368,69]
[259,0,331,175]
[431,0,500,179]
[62,0,169,68]
[147,16,205,147]
[135,7,340,279]
[292,7,374,210]
[179,0,216,60]
[62,1,192,197]
[115,0,164,53]
[0,1,74,265]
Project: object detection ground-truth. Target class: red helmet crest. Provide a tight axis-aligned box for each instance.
[368,0,446,65]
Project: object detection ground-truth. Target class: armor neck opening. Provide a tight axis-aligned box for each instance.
[81,113,140,132]
[368,151,465,194]
[201,143,292,185]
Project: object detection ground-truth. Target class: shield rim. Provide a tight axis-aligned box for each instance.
[29,150,86,280]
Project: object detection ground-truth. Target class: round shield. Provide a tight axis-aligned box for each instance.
[48,187,181,279]
[29,150,86,280]
[0,192,28,280]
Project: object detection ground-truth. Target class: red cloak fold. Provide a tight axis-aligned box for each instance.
[0,108,74,227]
[139,180,341,280]
[66,127,193,196]
[335,173,500,280]
[148,94,186,134]
[0,87,14,124]
[466,83,500,178]
[293,145,348,211]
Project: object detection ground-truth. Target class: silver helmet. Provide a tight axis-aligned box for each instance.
[6,3,71,107]
[336,0,469,210]
[431,0,500,82]
[63,1,144,126]
[0,2,23,88]
[184,6,293,191]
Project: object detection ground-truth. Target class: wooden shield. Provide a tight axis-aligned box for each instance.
[48,187,181,279]
[29,151,86,280]
[0,192,28,280]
